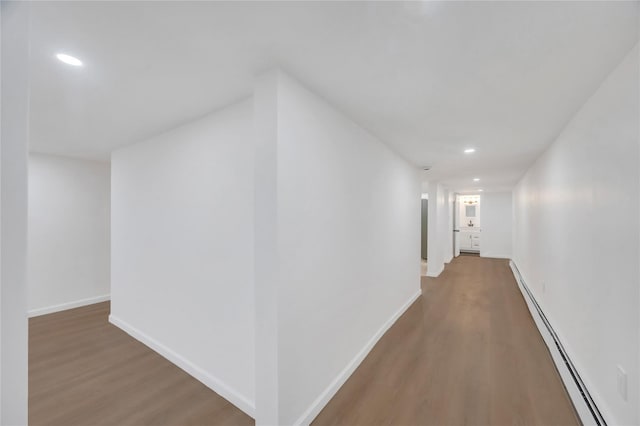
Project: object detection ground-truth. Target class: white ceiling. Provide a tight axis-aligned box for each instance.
[29,1,639,192]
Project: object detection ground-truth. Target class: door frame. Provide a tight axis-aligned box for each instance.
[453,193,460,258]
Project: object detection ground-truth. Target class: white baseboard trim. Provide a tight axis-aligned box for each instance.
[480,253,511,259]
[293,288,423,426]
[109,314,255,418]
[444,254,454,264]
[509,261,606,426]
[28,294,111,317]
[426,263,444,277]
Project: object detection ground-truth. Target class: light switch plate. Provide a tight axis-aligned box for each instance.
[617,365,628,401]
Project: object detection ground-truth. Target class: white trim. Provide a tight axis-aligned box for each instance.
[293,288,422,426]
[28,294,111,317]
[426,263,444,277]
[444,254,453,264]
[109,314,255,418]
[480,253,511,259]
[509,261,600,426]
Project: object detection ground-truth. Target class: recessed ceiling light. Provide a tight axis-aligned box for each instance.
[473,178,480,182]
[464,148,476,154]
[56,53,83,67]
[478,189,484,192]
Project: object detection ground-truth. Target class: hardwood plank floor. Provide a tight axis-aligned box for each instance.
[29,302,254,426]
[30,256,579,426]
[313,256,580,426]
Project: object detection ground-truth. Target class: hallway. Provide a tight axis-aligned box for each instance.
[313,256,579,425]
[28,257,579,425]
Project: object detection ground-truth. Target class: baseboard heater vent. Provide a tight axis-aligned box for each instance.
[510,261,606,426]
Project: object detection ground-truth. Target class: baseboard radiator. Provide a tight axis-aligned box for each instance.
[510,261,606,426]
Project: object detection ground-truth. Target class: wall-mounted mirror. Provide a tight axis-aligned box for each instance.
[465,205,476,218]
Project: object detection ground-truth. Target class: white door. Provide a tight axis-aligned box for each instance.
[453,194,460,257]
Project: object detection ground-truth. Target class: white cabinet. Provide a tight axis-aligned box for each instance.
[460,229,481,252]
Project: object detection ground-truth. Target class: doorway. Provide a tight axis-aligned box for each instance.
[456,194,482,255]
[421,193,428,276]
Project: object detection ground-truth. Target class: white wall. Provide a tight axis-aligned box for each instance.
[426,182,441,275]
[480,192,512,259]
[28,154,110,315]
[1,2,30,423]
[513,44,639,425]
[110,99,255,416]
[253,71,421,425]
[426,182,451,276]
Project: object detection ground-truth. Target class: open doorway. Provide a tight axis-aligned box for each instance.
[27,155,111,318]
[452,192,459,259]
[421,192,428,276]
[454,194,481,257]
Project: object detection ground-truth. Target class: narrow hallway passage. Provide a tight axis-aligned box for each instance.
[313,256,579,425]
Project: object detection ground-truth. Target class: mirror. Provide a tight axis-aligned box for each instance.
[465,205,476,218]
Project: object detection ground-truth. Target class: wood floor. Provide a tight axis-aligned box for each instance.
[313,256,580,426]
[30,256,578,426]
[29,302,253,426]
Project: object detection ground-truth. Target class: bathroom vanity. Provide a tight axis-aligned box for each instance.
[459,228,481,252]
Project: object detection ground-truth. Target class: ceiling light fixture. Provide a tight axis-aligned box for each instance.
[478,189,484,192]
[473,178,480,182]
[464,148,476,154]
[56,53,83,67]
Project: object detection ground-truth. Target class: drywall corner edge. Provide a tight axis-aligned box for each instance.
[426,264,444,278]
[108,315,256,419]
[253,69,281,426]
[1,2,30,424]
[292,288,423,426]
